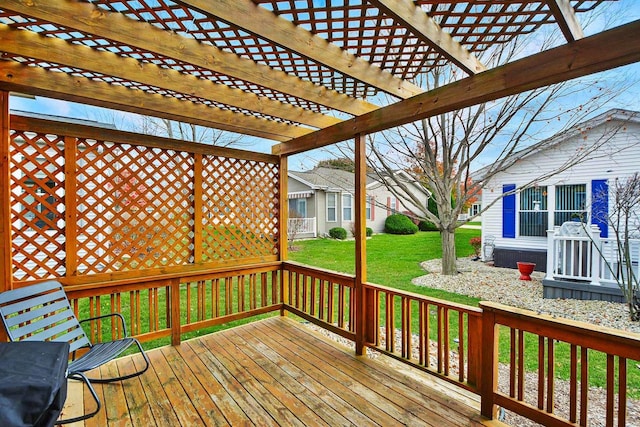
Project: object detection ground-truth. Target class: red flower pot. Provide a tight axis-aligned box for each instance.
[517,262,536,281]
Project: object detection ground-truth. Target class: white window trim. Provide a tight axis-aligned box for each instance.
[366,196,371,220]
[326,192,337,222]
[342,193,353,221]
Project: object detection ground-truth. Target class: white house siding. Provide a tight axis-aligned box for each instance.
[481,117,640,262]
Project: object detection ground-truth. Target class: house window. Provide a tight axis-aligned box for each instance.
[470,203,481,217]
[342,193,352,221]
[288,198,307,218]
[327,193,337,222]
[555,184,587,225]
[519,186,548,236]
[366,196,371,220]
[390,197,397,213]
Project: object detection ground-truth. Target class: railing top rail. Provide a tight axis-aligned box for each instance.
[283,261,356,284]
[365,281,483,316]
[481,301,640,359]
[49,261,283,293]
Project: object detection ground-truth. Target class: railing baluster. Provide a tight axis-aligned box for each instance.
[310,276,316,317]
[443,307,450,377]
[186,282,192,324]
[302,273,308,312]
[336,283,343,328]
[518,329,524,401]
[570,344,578,423]
[458,311,465,383]
[606,354,615,426]
[618,356,627,427]
[437,306,443,373]
[538,336,545,410]
[225,276,233,314]
[546,338,555,413]
[318,279,325,321]
[580,346,589,427]
[510,328,517,397]
[386,293,394,353]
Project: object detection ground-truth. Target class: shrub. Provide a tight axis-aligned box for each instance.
[470,236,482,257]
[329,227,347,240]
[384,214,418,235]
[418,220,438,232]
[366,227,373,237]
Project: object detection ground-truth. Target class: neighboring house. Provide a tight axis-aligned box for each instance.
[287,167,430,238]
[458,192,482,221]
[479,109,640,301]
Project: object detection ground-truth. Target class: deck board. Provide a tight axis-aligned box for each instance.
[59,316,489,427]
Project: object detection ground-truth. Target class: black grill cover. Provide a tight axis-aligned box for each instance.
[0,341,69,427]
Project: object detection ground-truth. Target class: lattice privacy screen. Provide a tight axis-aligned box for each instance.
[9,127,280,282]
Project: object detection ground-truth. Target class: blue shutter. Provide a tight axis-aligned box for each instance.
[503,184,516,238]
[591,179,608,238]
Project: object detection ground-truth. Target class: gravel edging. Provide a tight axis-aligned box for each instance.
[413,258,640,335]
[413,258,640,427]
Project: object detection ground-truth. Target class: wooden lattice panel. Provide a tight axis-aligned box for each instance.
[201,156,279,262]
[74,139,195,274]
[9,130,66,281]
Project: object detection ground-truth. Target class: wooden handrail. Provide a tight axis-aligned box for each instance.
[480,301,640,426]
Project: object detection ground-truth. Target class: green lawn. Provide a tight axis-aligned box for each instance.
[290,229,481,305]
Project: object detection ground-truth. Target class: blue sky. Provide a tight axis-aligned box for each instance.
[8,0,640,171]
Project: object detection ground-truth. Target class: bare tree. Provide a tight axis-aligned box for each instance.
[287,207,307,250]
[592,174,640,321]
[364,29,634,275]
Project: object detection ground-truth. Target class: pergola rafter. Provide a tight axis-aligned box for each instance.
[546,0,585,42]
[369,0,486,75]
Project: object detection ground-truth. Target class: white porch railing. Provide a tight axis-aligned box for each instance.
[546,225,640,286]
[288,217,317,238]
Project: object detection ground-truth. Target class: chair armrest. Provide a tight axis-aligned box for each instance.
[79,313,129,337]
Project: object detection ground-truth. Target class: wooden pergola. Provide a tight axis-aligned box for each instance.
[1,1,640,425]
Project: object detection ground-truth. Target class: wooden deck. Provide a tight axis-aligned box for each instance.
[60,317,490,426]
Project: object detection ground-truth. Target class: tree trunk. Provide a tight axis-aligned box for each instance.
[441,228,457,275]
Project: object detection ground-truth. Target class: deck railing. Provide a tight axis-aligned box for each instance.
[65,262,283,346]
[481,301,640,426]
[362,282,482,392]
[8,260,640,426]
[281,261,356,340]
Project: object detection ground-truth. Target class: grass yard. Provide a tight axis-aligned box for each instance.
[290,229,482,305]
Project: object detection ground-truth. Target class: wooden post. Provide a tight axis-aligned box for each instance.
[279,156,289,314]
[480,304,498,420]
[193,153,204,264]
[170,278,181,346]
[64,136,78,278]
[354,134,368,355]
[0,91,11,294]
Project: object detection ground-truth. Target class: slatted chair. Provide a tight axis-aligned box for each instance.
[0,280,150,423]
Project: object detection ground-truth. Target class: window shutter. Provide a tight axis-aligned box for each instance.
[386,197,391,216]
[503,184,516,238]
[371,196,375,220]
[591,179,608,238]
